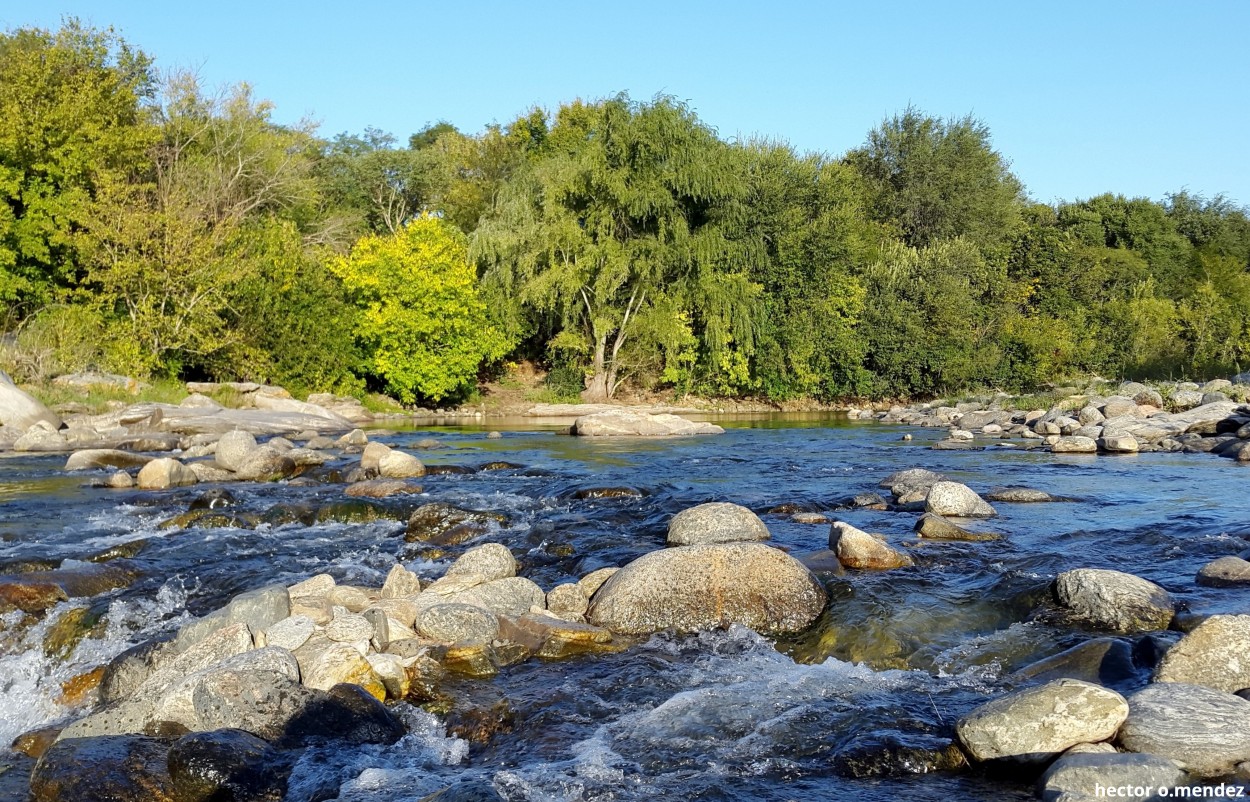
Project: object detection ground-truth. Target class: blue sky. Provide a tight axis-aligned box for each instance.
[8,1,1249,206]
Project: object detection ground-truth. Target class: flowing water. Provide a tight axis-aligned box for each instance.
[2,416,1248,801]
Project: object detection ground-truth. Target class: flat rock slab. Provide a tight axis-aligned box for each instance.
[572,410,723,437]
[1119,682,1250,777]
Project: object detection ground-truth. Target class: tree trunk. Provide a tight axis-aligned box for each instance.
[583,331,611,402]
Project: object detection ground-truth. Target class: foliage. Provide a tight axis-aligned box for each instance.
[332,215,509,403]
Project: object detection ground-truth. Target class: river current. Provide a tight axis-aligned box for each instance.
[2,416,1248,801]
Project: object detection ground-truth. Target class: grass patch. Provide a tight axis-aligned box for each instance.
[30,377,188,413]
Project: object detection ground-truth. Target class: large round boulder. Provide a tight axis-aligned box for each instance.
[924,481,996,518]
[1054,568,1174,633]
[216,430,259,473]
[586,543,826,635]
[1154,614,1250,692]
[666,502,770,546]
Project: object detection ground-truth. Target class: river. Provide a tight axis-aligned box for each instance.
[2,415,1247,800]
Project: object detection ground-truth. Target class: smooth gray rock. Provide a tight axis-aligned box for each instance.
[666,502,771,546]
[1039,751,1185,802]
[1054,569,1174,633]
[1196,557,1250,588]
[151,647,301,732]
[587,543,826,635]
[448,577,546,618]
[956,678,1128,763]
[173,585,290,652]
[1119,683,1250,777]
[216,429,259,472]
[64,449,155,471]
[985,487,1063,503]
[0,369,61,431]
[879,468,946,495]
[572,410,724,437]
[925,481,996,518]
[1155,614,1250,692]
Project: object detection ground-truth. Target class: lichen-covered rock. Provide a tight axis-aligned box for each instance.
[666,502,770,546]
[1054,568,1174,633]
[1154,614,1250,692]
[1119,682,1250,777]
[587,543,826,635]
[446,543,517,582]
[956,679,1128,763]
[415,603,500,646]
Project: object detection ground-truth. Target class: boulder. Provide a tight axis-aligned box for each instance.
[1054,569,1174,633]
[446,543,517,582]
[259,615,315,651]
[586,543,826,635]
[1039,751,1186,802]
[1196,556,1250,587]
[666,502,771,546]
[64,449,155,471]
[1052,436,1098,453]
[215,430,259,472]
[300,643,384,700]
[150,650,301,734]
[173,585,290,653]
[955,679,1128,763]
[0,370,61,431]
[439,577,546,618]
[546,583,590,620]
[275,683,405,748]
[1099,435,1140,454]
[233,446,296,482]
[381,564,423,598]
[572,410,723,437]
[829,521,913,569]
[29,735,173,802]
[914,513,1000,541]
[984,487,1063,503]
[415,603,500,645]
[1171,389,1205,410]
[166,728,287,802]
[879,468,946,496]
[925,481,996,518]
[136,457,198,489]
[1119,683,1250,777]
[1154,614,1250,692]
[378,449,426,478]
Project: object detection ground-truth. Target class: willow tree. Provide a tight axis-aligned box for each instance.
[474,95,757,401]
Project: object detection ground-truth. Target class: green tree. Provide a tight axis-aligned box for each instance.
[474,95,757,401]
[0,20,156,316]
[317,127,440,237]
[847,107,1026,258]
[332,215,508,403]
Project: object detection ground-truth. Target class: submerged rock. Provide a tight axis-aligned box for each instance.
[914,513,1000,541]
[984,487,1065,503]
[1010,638,1143,691]
[587,543,826,635]
[666,502,771,546]
[1054,568,1174,633]
[405,503,507,545]
[956,679,1128,763]
[29,734,173,802]
[1119,682,1250,777]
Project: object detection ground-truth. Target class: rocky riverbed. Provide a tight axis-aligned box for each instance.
[1,386,1249,801]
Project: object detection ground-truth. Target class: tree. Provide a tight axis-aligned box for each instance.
[847,107,1026,258]
[317,127,440,237]
[331,215,508,403]
[0,20,156,317]
[474,95,757,401]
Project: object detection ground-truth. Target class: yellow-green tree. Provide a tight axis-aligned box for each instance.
[332,215,508,403]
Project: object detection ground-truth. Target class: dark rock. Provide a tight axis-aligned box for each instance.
[314,500,403,525]
[572,486,643,500]
[1010,638,1143,691]
[424,464,475,475]
[914,513,1000,541]
[276,683,405,748]
[405,503,506,544]
[29,735,174,802]
[984,487,1066,503]
[479,461,523,471]
[418,778,505,802]
[166,728,288,802]
[86,539,148,563]
[836,733,967,778]
[259,503,317,527]
[188,489,238,511]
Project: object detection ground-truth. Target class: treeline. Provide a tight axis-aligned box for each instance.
[3,21,1249,404]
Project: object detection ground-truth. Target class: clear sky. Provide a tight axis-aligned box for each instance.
[7,1,1248,206]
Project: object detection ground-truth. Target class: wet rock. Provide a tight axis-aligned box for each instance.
[572,410,724,437]
[1039,751,1185,802]
[1,564,138,615]
[1196,556,1250,587]
[446,543,517,582]
[914,513,1000,541]
[60,666,106,706]
[416,603,500,645]
[159,509,257,530]
[301,643,385,700]
[956,679,1128,763]
[792,512,830,524]
[879,468,947,495]
[666,501,771,546]
[572,486,642,499]
[1119,683,1250,777]
[1054,569,1174,633]
[925,481,996,518]
[11,726,60,760]
[479,460,522,471]
[985,487,1064,503]
[0,577,68,614]
[1011,638,1142,690]
[29,734,173,802]
[64,449,154,471]
[166,728,287,802]
[587,543,826,635]
[137,457,198,489]
[829,521,914,569]
[405,503,506,545]
[173,585,289,653]
[277,683,405,748]
[1154,614,1250,692]
[344,479,422,498]
[43,605,105,660]
[188,488,237,510]
[836,733,967,778]
[423,464,474,476]
[381,564,423,598]
[418,777,505,801]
